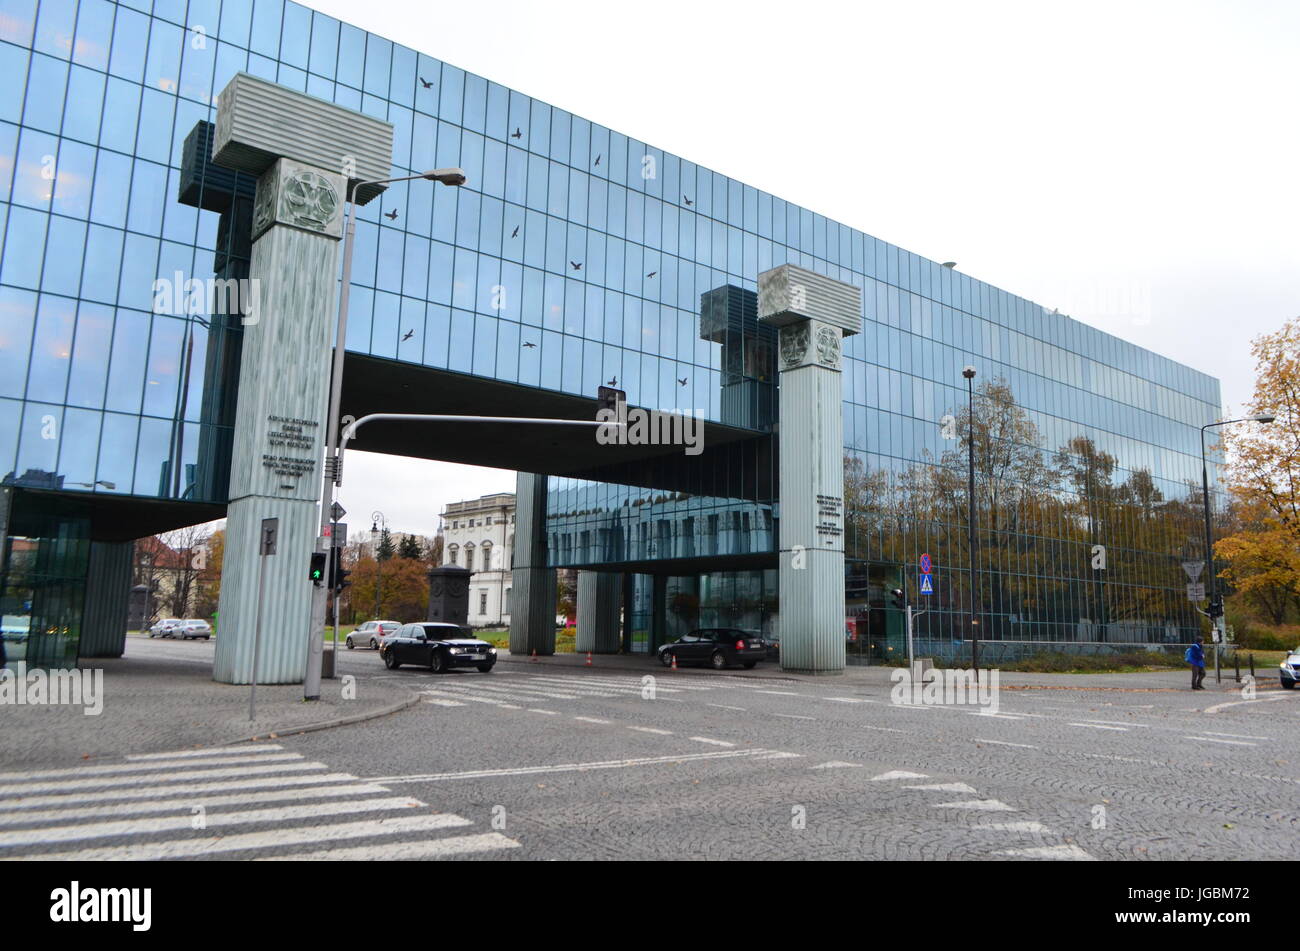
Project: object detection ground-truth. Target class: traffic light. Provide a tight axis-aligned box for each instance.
[309,552,327,586]
[328,550,351,592]
[597,384,626,416]
[890,587,906,611]
[1207,597,1224,620]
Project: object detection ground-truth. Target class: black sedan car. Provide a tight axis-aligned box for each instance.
[658,628,767,670]
[380,622,497,673]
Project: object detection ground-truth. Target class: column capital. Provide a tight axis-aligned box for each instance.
[252,157,346,241]
[757,263,862,337]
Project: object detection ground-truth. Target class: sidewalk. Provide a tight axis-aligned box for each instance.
[496,649,1281,692]
[0,651,420,769]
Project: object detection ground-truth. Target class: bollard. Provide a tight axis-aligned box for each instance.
[1234,652,1239,683]
[1250,653,1255,680]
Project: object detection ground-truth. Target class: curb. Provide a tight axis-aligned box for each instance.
[235,689,423,745]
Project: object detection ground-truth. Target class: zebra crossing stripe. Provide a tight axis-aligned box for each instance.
[0,761,328,796]
[0,772,365,811]
[263,832,520,860]
[15,814,475,861]
[0,752,305,782]
[125,745,284,761]
[0,797,427,849]
[0,783,392,827]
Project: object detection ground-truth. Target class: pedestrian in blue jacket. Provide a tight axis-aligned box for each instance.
[1187,637,1206,690]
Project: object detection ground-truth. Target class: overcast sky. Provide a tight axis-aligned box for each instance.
[303,0,1299,540]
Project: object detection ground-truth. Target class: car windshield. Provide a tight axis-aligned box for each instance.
[420,625,470,639]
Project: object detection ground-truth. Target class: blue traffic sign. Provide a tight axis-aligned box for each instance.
[919,553,932,574]
[920,574,934,595]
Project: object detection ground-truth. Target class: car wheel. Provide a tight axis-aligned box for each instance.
[743,661,756,669]
[369,638,378,650]
[476,663,493,673]
[345,637,355,650]
[204,635,210,640]
[429,650,445,674]
[711,650,727,670]
[148,631,156,638]
[383,650,400,670]
[1282,678,1296,690]
[660,650,675,667]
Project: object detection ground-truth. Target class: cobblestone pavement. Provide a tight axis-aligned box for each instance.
[9,636,1296,860]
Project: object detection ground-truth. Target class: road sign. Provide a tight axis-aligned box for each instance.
[1181,560,1205,582]
[919,553,933,574]
[330,500,346,522]
[1186,582,1205,602]
[920,574,934,595]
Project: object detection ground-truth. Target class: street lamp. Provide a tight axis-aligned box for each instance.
[371,510,387,621]
[962,366,979,676]
[1199,413,1273,680]
[305,167,466,701]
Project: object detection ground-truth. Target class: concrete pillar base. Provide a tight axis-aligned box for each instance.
[575,571,621,654]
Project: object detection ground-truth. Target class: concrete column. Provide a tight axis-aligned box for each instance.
[575,571,621,654]
[758,265,862,674]
[80,541,133,658]
[508,471,556,655]
[207,73,394,684]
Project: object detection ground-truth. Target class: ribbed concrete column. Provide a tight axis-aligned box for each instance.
[509,471,556,655]
[208,73,394,684]
[80,541,133,658]
[759,265,862,674]
[575,571,621,654]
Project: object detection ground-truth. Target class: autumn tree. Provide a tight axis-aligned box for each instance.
[1220,316,1300,621]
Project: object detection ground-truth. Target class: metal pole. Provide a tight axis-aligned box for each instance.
[906,603,914,672]
[249,544,268,721]
[966,372,980,682]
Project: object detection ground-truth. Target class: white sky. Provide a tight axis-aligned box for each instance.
[297,0,1300,539]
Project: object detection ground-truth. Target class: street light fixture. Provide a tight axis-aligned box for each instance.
[1199,413,1273,681]
[304,168,467,701]
[370,510,387,621]
[962,366,979,678]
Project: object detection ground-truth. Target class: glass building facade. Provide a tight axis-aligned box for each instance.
[1,0,1222,665]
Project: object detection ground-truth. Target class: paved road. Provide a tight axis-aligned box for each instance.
[4,637,1297,860]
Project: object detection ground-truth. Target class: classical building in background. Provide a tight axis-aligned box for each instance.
[0,0,1224,673]
[441,493,514,628]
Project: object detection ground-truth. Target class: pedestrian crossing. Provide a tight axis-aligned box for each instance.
[0,744,520,861]
[407,669,792,709]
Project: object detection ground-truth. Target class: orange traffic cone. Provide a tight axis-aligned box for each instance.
[585,651,593,667]
[671,653,678,671]
[530,649,538,663]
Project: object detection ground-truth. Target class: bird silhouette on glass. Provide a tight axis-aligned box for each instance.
[606,376,618,387]
[522,341,536,348]
[594,154,601,166]
[419,77,433,89]
[511,225,519,238]
[511,127,523,139]
[678,377,688,386]
[646,271,657,278]
[402,329,414,341]
[683,195,693,206]
[384,209,398,220]
[570,261,582,271]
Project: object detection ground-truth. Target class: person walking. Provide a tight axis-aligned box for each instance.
[1187,636,1206,690]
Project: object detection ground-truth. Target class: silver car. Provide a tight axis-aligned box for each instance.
[346,620,401,650]
[149,618,183,638]
[1280,648,1300,689]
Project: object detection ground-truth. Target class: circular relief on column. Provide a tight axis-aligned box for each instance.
[448,579,468,598]
[815,326,841,369]
[780,324,810,369]
[430,580,445,598]
[281,170,341,233]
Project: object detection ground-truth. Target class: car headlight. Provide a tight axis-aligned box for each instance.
[488,647,497,654]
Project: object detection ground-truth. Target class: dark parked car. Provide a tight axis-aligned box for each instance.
[658,628,767,670]
[380,622,497,673]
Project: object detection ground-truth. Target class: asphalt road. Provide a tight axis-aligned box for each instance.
[4,637,1297,860]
